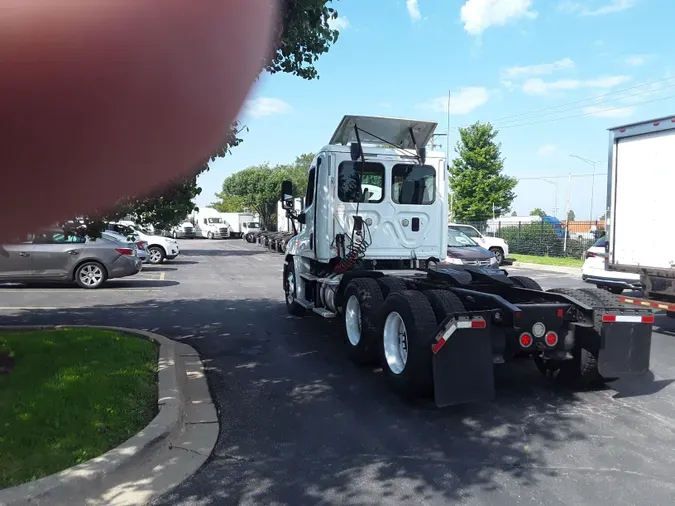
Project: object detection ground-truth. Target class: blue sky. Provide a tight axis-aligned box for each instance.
[197,0,674,222]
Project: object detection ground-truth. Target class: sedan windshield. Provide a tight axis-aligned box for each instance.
[448,227,477,247]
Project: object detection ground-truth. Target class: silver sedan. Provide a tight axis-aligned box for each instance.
[0,228,143,289]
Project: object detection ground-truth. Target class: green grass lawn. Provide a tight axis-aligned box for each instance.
[510,254,584,268]
[0,328,157,489]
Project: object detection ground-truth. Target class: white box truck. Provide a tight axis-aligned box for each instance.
[221,212,260,238]
[605,114,675,314]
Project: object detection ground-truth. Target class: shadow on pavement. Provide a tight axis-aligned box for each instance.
[162,260,199,265]
[0,297,626,505]
[180,249,272,257]
[0,280,180,290]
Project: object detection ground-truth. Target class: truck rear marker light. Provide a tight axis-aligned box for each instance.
[557,308,564,317]
[432,317,487,354]
[602,315,654,324]
[519,333,533,348]
[545,331,558,347]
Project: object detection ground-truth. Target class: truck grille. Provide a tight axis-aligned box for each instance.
[184,227,194,234]
[219,227,229,237]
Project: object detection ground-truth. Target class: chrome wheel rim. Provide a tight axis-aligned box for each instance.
[79,264,103,287]
[383,311,408,374]
[149,249,162,263]
[345,295,362,346]
[286,269,295,304]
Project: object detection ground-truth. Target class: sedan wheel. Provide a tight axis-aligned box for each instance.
[75,262,106,289]
[148,246,165,264]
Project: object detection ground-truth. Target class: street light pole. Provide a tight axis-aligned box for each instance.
[570,154,602,222]
[542,178,559,217]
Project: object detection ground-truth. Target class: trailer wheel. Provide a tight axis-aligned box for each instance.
[283,258,305,317]
[423,290,466,325]
[381,290,438,399]
[376,276,408,297]
[342,278,385,365]
[509,275,542,291]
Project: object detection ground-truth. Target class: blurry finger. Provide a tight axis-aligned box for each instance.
[0,0,278,242]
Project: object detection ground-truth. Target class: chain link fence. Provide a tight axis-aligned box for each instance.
[454,218,606,259]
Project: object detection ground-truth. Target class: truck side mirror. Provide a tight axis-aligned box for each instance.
[297,212,306,225]
[281,180,294,210]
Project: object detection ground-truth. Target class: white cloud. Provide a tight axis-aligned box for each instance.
[244,97,292,117]
[406,0,422,21]
[557,0,638,16]
[328,15,350,31]
[624,54,650,67]
[500,57,574,82]
[583,105,636,117]
[522,75,631,95]
[537,144,557,156]
[460,0,537,36]
[417,87,491,115]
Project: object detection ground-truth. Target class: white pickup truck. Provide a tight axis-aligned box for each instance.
[448,223,509,265]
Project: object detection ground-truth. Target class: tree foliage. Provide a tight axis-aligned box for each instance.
[449,122,517,224]
[567,209,576,221]
[213,153,314,230]
[73,2,342,234]
[530,208,546,217]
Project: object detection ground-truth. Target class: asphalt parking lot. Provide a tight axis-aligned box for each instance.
[2,240,675,506]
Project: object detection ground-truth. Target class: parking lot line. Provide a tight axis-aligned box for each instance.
[159,272,166,281]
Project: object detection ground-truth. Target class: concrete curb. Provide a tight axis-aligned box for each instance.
[0,325,214,506]
[509,261,582,276]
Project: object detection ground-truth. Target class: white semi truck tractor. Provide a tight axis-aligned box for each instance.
[279,114,654,407]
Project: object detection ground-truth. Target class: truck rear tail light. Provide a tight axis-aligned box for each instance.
[602,314,654,324]
[519,332,533,348]
[544,331,558,346]
[115,248,134,256]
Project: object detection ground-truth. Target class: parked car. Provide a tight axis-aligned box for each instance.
[581,235,641,294]
[440,227,499,267]
[100,230,149,263]
[106,222,180,264]
[0,228,143,288]
[448,223,509,265]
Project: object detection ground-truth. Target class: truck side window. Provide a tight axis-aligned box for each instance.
[337,161,385,203]
[306,167,316,207]
[391,164,436,205]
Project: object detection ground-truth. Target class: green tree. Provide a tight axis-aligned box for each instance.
[72,2,342,234]
[449,122,517,224]
[510,211,518,217]
[530,208,546,217]
[567,209,576,221]
[214,154,312,230]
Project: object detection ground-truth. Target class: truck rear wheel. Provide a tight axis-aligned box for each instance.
[342,278,385,365]
[381,290,438,400]
[376,276,408,297]
[509,276,542,291]
[423,289,466,324]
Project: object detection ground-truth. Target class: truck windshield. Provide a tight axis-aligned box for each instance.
[247,223,260,229]
[337,161,385,203]
[208,218,223,224]
[392,164,436,205]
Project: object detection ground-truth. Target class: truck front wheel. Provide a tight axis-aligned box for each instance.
[283,258,305,317]
[342,278,384,365]
[381,290,438,400]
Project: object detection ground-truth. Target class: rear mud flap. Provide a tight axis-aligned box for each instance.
[598,322,652,378]
[432,316,496,407]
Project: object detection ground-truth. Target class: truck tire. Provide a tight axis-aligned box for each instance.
[283,258,305,317]
[509,275,542,291]
[423,289,466,325]
[376,276,408,297]
[534,287,604,388]
[342,278,385,365]
[381,290,438,400]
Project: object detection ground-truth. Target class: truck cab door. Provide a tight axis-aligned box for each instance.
[295,160,319,259]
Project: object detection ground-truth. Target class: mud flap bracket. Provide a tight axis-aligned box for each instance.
[432,314,496,407]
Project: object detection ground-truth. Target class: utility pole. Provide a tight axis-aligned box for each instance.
[570,154,602,222]
[542,178,559,217]
[564,173,571,253]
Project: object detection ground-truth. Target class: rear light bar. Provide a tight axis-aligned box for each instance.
[432,317,487,354]
[602,314,654,324]
[115,247,135,256]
